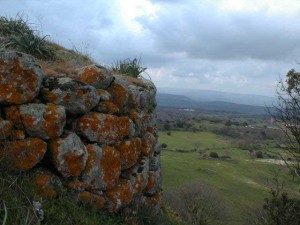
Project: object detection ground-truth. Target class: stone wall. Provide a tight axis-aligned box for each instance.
[0,51,161,213]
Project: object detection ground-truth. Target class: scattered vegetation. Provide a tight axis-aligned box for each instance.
[111,57,147,78]
[0,15,55,59]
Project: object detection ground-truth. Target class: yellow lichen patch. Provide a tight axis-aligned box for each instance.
[7,137,47,171]
[4,106,23,129]
[106,179,133,212]
[0,58,41,104]
[117,138,141,170]
[79,191,106,210]
[100,146,121,190]
[108,82,127,108]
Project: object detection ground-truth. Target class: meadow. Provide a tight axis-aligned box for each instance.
[159,128,300,225]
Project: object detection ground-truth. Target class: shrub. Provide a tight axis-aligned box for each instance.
[111,57,147,78]
[161,143,168,149]
[163,181,229,225]
[209,152,219,158]
[0,15,55,59]
[256,151,264,159]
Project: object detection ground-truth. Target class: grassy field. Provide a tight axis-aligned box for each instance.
[159,130,300,225]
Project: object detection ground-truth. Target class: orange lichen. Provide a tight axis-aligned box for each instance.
[43,104,66,137]
[0,57,41,104]
[95,101,119,114]
[7,137,47,171]
[79,191,106,210]
[117,138,141,170]
[10,129,25,140]
[145,171,155,192]
[62,152,86,177]
[35,172,58,198]
[108,82,127,108]
[106,179,133,212]
[141,132,156,157]
[4,106,23,129]
[129,110,148,135]
[78,68,105,85]
[96,89,111,101]
[76,113,131,144]
[100,146,121,190]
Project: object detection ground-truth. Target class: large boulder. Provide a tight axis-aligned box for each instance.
[49,132,88,177]
[75,65,114,89]
[20,103,66,139]
[0,51,44,104]
[41,77,100,115]
[75,112,132,145]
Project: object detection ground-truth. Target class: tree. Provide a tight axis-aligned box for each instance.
[271,69,300,177]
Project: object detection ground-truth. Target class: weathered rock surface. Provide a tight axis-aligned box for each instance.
[0,51,44,104]
[106,179,133,212]
[49,132,88,177]
[34,169,62,198]
[75,112,131,145]
[141,132,156,157]
[75,64,114,89]
[20,103,66,139]
[0,119,13,139]
[94,101,119,114]
[3,137,47,171]
[41,77,100,115]
[116,137,142,170]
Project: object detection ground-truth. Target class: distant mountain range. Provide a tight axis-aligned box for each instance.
[158,87,276,107]
[156,88,276,115]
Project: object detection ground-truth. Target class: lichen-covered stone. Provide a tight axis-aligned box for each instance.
[96,89,112,101]
[4,105,23,129]
[123,157,149,195]
[139,80,157,111]
[75,64,114,89]
[141,132,156,157]
[144,193,161,210]
[0,51,44,104]
[41,77,100,115]
[49,132,88,177]
[0,119,13,139]
[99,145,121,190]
[4,137,47,171]
[10,129,25,140]
[34,169,62,198]
[81,144,103,190]
[116,138,141,170]
[106,179,133,212]
[149,154,161,172]
[79,191,106,210]
[108,76,128,109]
[94,101,119,114]
[144,170,162,195]
[20,103,66,139]
[129,110,149,136]
[75,112,131,145]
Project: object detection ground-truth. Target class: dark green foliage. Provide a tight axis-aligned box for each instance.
[111,57,147,78]
[250,191,300,225]
[209,152,219,158]
[0,15,55,59]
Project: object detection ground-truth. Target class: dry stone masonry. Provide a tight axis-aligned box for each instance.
[0,51,161,213]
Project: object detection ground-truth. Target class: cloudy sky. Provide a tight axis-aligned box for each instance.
[1,0,300,96]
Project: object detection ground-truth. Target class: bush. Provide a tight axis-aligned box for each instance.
[209,152,219,158]
[249,191,300,225]
[111,57,147,78]
[0,15,55,59]
[163,181,229,225]
[256,151,264,159]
